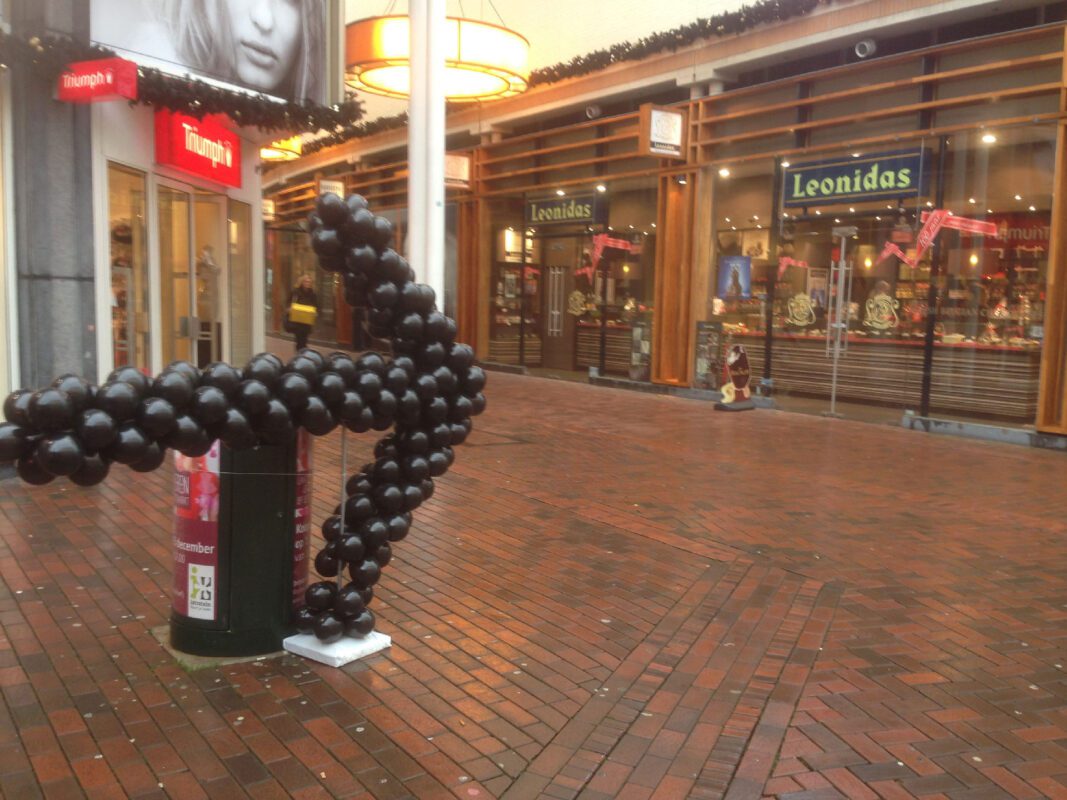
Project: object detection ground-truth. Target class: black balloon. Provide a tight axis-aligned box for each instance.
[35,433,84,476]
[294,605,318,634]
[374,543,393,567]
[327,353,358,385]
[299,395,337,436]
[105,423,151,465]
[305,581,337,611]
[359,518,389,551]
[3,389,32,426]
[338,533,366,563]
[286,357,319,384]
[356,371,382,403]
[344,493,376,522]
[52,374,95,412]
[348,559,382,590]
[373,484,404,514]
[276,372,312,412]
[95,381,140,422]
[432,365,458,395]
[219,407,257,450]
[237,379,271,416]
[345,609,376,637]
[29,389,74,431]
[313,611,345,644]
[335,584,366,617]
[0,423,29,461]
[77,409,119,452]
[200,363,243,397]
[345,473,372,496]
[17,453,55,485]
[164,414,212,457]
[138,397,178,439]
[402,484,423,512]
[108,366,152,395]
[314,548,340,578]
[316,191,348,226]
[166,361,200,384]
[130,442,166,473]
[316,372,346,408]
[243,357,281,388]
[152,371,195,409]
[69,454,110,487]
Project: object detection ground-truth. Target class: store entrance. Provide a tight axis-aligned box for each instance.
[158,181,227,368]
[537,233,588,371]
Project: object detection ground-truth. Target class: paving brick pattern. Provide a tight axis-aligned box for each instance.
[0,371,1065,799]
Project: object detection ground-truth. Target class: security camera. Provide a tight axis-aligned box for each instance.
[585,104,602,119]
[854,38,877,59]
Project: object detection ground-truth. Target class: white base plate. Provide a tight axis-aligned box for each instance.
[282,631,391,667]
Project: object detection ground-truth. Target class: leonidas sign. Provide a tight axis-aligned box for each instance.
[783,149,930,207]
[56,57,138,103]
[155,110,242,188]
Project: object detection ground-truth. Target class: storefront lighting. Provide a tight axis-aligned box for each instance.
[815,210,822,215]
[677,176,688,185]
[1014,194,1023,201]
[1029,205,1036,211]
[623,265,630,273]
[555,189,566,196]
[968,198,976,204]
[724,217,731,223]
[875,215,882,221]
[848,207,855,213]
[345,15,530,101]
[650,223,656,228]
[969,253,979,266]
[259,136,303,162]
[864,257,873,269]
[595,184,607,193]
[507,226,514,231]
[628,224,635,229]
[756,224,762,229]
[752,215,759,221]
[718,167,731,177]
[834,218,841,223]
[987,209,993,214]
[731,225,737,230]
[981,132,997,144]
[781,160,790,167]
[851,152,861,158]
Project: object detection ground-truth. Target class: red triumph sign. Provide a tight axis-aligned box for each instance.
[155,110,242,188]
[57,57,138,103]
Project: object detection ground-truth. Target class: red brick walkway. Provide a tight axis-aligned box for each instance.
[1,371,1065,799]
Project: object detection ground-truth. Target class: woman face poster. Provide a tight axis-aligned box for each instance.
[92,0,326,103]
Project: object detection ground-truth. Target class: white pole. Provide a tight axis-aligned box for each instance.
[408,0,446,307]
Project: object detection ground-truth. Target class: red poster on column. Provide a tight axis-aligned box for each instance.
[292,430,312,610]
[173,442,222,620]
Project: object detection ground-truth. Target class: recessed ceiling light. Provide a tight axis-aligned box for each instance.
[651,222,656,228]
[731,225,736,230]
[724,217,731,223]
[556,189,565,196]
[848,207,855,213]
[834,218,841,223]
[677,176,687,185]
[968,198,976,204]
[752,215,759,221]
[851,152,861,158]
[595,184,606,193]
[718,167,730,177]
[756,224,762,229]
[1014,194,1022,201]
[875,215,881,221]
[926,201,933,207]
[981,133,997,144]
[781,160,791,167]
[1029,205,1036,211]
[815,210,822,215]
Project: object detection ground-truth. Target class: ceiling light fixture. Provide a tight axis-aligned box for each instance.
[259,136,303,162]
[345,15,529,101]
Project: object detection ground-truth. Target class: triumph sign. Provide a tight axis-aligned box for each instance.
[155,110,242,188]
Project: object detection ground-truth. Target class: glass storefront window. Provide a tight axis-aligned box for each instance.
[710,124,1053,428]
[107,164,150,370]
[929,125,1053,423]
[266,227,336,345]
[227,200,253,365]
[486,183,658,380]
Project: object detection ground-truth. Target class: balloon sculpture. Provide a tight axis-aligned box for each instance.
[0,193,485,644]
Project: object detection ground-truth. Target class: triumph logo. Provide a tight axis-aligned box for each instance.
[182,123,234,169]
[62,69,114,91]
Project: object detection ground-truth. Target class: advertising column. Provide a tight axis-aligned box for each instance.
[172,442,221,621]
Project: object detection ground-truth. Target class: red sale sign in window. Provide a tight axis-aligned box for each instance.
[56,57,138,103]
[155,110,242,188]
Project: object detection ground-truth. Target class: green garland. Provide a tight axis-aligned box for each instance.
[529,0,828,86]
[302,0,830,153]
[0,31,364,134]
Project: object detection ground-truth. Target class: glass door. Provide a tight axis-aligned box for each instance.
[158,180,227,368]
[159,183,193,365]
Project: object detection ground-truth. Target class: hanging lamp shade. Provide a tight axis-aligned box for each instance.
[260,135,304,162]
[345,15,529,101]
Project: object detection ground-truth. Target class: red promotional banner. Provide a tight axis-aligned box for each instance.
[155,110,242,188]
[292,430,312,611]
[172,442,222,620]
[56,57,138,103]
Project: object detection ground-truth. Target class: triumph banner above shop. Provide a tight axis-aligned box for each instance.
[155,110,242,188]
[783,149,930,207]
[525,194,607,226]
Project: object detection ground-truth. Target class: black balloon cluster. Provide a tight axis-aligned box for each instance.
[0,192,486,644]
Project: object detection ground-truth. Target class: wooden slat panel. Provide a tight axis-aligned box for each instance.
[1038,28,1067,432]
[651,176,694,385]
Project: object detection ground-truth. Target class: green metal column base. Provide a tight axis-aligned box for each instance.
[169,441,299,658]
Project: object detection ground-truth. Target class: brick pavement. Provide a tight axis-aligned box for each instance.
[0,370,1065,799]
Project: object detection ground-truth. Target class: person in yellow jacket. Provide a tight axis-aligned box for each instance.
[286,274,318,351]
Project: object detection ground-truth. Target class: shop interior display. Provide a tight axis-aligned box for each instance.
[0,194,486,644]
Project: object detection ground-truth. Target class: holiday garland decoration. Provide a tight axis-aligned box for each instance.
[305,0,830,152]
[528,0,828,87]
[0,194,486,644]
[0,30,364,134]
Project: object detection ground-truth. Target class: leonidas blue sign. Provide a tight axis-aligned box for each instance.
[525,194,605,226]
[783,149,930,207]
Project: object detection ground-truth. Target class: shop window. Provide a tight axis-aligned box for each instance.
[107,163,150,371]
[227,200,252,364]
